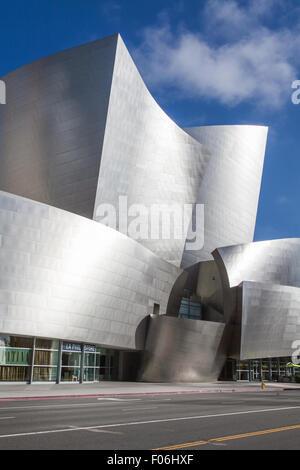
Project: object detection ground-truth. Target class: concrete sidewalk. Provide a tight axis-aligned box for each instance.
[0,380,299,400]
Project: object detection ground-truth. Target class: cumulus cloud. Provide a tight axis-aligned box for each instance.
[134,0,299,107]
[202,0,280,38]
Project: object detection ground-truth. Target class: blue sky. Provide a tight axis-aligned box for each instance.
[0,0,299,242]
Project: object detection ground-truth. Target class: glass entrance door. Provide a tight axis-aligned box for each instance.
[250,360,261,381]
[236,361,249,380]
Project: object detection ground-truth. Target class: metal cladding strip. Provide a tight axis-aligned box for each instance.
[240,280,300,359]
[0,33,213,268]
[0,34,119,219]
[182,125,268,267]
[214,238,300,289]
[0,190,181,350]
[139,315,227,382]
[93,35,212,267]
[212,240,300,359]
[0,34,269,269]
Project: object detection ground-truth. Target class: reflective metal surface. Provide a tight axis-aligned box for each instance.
[0,36,269,269]
[215,239,300,288]
[240,281,300,359]
[93,36,211,267]
[1,33,294,381]
[0,35,118,219]
[0,191,181,350]
[182,125,268,267]
[139,315,228,382]
[214,239,300,360]
[0,34,212,268]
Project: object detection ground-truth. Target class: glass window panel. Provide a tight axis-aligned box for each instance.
[110,367,116,380]
[83,368,95,382]
[60,367,81,382]
[0,335,32,348]
[61,351,81,367]
[100,355,108,367]
[238,361,249,370]
[84,353,95,367]
[95,354,100,367]
[0,348,32,365]
[34,350,58,366]
[97,347,107,354]
[35,338,59,350]
[101,368,112,380]
[0,366,30,381]
[33,367,57,382]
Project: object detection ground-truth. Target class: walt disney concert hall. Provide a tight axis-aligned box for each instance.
[0,33,298,384]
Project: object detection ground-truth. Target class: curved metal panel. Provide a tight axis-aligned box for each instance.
[0,191,181,350]
[215,238,300,288]
[182,125,268,267]
[93,36,211,267]
[0,36,268,270]
[240,281,300,359]
[0,35,120,219]
[139,315,228,382]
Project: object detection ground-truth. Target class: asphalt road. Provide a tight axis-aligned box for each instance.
[0,390,300,450]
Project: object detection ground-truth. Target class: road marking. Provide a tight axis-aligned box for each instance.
[0,401,141,411]
[67,425,122,435]
[153,423,300,449]
[85,429,123,435]
[0,417,15,420]
[122,406,158,411]
[97,398,141,402]
[149,399,171,401]
[0,405,300,439]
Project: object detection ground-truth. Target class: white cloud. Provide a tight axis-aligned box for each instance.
[134,0,299,108]
[203,0,280,38]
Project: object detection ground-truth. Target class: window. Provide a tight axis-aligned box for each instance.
[153,303,160,315]
[0,335,33,382]
[0,366,30,382]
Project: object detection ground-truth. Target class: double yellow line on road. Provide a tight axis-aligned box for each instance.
[153,424,300,450]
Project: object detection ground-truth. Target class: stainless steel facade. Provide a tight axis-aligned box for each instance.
[139,315,228,382]
[93,35,212,267]
[215,239,300,288]
[240,281,300,359]
[0,33,297,383]
[182,125,268,267]
[0,35,118,219]
[0,35,268,269]
[214,239,300,362]
[0,190,181,351]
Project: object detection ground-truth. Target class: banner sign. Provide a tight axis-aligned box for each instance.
[62,342,82,352]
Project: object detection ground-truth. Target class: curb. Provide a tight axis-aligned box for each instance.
[0,387,286,402]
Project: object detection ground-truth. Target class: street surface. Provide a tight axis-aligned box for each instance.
[0,390,299,450]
